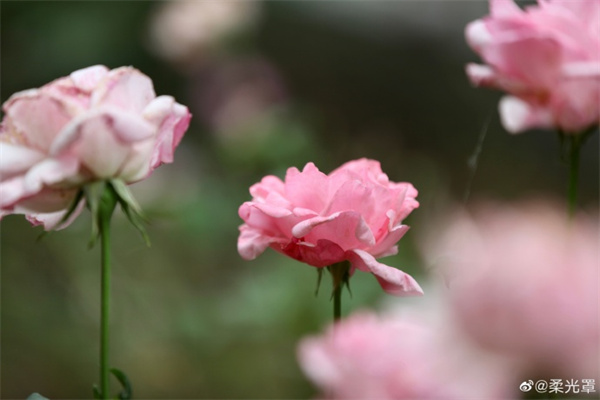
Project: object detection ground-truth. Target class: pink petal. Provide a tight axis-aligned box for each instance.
[370,223,410,258]
[238,224,283,260]
[347,249,423,296]
[465,20,492,52]
[482,35,562,88]
[499,95,553,133]
[280,238,346,267]
[69,65,109,92]
[284,163,329,212]
[24,198,85,230]
[144,96,192,170]
[292,211,375,250]
[0,157,80,209]
[466,63,498,86]
[323,179,374,219]
[50,108,155,179]
[3,89,73,151]
[249,175,285,199]
[91,67,156,114]
[0,143,45,177]
[490,0,523,18]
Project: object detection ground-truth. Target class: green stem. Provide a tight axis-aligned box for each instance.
[327,262,350,323]
[333,281,342,322]
[96,183,118,399]
[99,206,111,399]
[567,135,581,218]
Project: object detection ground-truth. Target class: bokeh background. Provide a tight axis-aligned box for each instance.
[1,1,598,398]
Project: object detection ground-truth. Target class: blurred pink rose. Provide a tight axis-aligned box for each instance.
[426,202,599,380]
[238,159,423,296]
[466,0,600,133]
[298,310,514,399]
[0,65,191,229]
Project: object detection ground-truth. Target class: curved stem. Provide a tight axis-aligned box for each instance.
[567,135,581,218]
[99,207,112,399]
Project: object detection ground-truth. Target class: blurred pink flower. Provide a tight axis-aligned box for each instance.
[0,65,191,230]
[298,310,514,399]
[426,202,599,380]
[237,159,423,296]
[149,0,259,68]
[466,0,600,133]
[195,58,287,136]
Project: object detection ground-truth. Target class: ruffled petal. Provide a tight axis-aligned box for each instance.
[0,142,45,178]
[144,96,191,170]
[238,224,285,260]
[91,67,156,113]
[292,211,375,250]
[347,249,423,296]
[280,238,345,267]
[284,163,329,212]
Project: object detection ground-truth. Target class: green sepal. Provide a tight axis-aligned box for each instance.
[110,367,133,400]
[110,179,150,247]
[85,181,109,248]
[315,268,324,296]
[36,189,84,242]
[327,261,352,300]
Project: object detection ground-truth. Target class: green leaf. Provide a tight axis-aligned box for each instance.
[110,368,133,400]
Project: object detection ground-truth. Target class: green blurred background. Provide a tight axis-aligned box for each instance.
[1,1,598,398]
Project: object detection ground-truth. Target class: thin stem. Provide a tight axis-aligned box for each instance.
[99,210,111,399]
[328,262,350,323]
[567,135,581,218]
[333,282,342,322]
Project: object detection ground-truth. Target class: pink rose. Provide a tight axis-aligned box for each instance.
[466,0,600,133]
[238,159,423,296]
[425,202,599,380]
[298,310,514,399]
[0,65,191,229]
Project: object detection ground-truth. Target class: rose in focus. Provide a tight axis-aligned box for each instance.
[237,159,423,296]
[0,65,191,229]
[465,0,600,133]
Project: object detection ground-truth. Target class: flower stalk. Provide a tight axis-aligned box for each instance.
[327,262,351,322]
[97,184,118,399]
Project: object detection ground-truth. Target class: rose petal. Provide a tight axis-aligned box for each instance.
[4,90,73,151]
[499,95,553,133]
[292,211,375,250]
[91,67,156,113]
[280,239,345,267]
[347,249,423,296]
[69,65,109,92]
[0,143,46,178]
[238,224,284,260]
[284,163,329,212]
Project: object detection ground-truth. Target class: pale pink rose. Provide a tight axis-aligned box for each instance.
[237,159,423,296]
[426,202,599,380]
[298,309,515,399]
[0,65,191,229]
[466,0,600,133]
